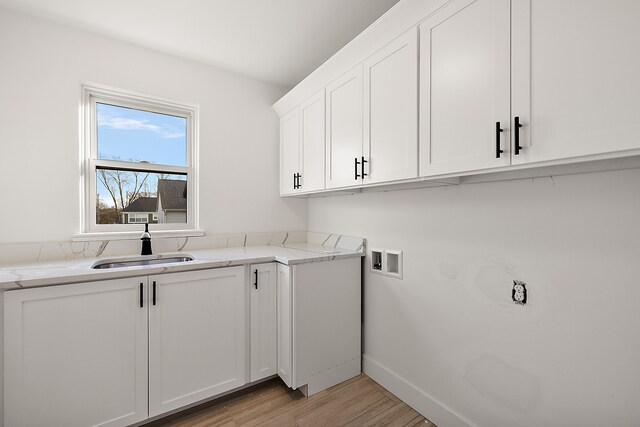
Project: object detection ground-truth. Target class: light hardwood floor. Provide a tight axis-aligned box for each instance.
[144,374,437,426]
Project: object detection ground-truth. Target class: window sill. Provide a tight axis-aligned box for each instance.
[71,229,206,242]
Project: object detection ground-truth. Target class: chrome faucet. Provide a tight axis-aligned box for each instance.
[141,223,152,255]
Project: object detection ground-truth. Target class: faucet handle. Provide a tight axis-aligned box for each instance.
[141,223,151,239]
[140,223,152,255]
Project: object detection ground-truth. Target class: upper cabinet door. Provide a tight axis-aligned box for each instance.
[325,65,364,189]
[511,0,640,165]
[419,0,511,176]
[280,109,301,195]
[300,90,326,192]
[363,27,419,184]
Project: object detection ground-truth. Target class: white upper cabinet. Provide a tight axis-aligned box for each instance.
[280,91,325,195]
[325,65,364,189]
[419,0,511,177]
[250,263,277,382]
[364,27,419,184]
[280,109,301,195]
[511,0,640,165]
[299,90,326,192]
[148,268,246,417]
[277,0,640,193]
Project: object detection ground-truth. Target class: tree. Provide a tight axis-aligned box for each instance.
[97,168,150,223]
[96,197,120,224]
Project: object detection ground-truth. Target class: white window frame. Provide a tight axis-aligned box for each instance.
[78,83,200,240]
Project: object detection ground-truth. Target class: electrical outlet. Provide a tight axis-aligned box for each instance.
[512,280,527,305]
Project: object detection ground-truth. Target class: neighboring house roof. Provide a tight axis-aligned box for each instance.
[158,179,187,211]
[121,196,158,213]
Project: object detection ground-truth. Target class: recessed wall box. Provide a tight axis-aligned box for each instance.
[370,249,384,273]
[385,250,403,279]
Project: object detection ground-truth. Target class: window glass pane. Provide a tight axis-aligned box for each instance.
[97,103,187,166]
[96,168,187,225]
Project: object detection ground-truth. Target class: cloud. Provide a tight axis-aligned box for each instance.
[97,111,185,139]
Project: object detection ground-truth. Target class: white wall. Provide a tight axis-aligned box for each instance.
[309,168,640,426]
[0,8,307,244]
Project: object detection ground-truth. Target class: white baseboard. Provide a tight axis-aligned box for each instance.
[362,355,475,427]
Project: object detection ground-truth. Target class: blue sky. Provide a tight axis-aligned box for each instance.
[96,103,187,210]
[97,103,187,165]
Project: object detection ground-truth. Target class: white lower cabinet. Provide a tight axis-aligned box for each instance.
[4,259,361,425]
[4,267,246,427]
[148,267,245,417]
[249,263,277,382]
[277,257,361,396]
[276,263,293,387]
[4,277,148,427]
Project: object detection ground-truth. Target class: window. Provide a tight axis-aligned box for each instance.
[81,83,199,237]
[127,213,149,224]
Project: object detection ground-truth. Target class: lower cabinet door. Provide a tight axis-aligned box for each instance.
[148,267,246,417]
[250,263,277,382]
[4,278,149,427]
[276,263,293,387]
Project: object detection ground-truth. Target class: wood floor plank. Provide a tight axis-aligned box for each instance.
[143,374,437,427]
[404,414,429,427]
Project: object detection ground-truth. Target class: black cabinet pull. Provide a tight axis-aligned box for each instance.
[139,283,143,308]
[354,157,361,180]
[254,269,258,289]
[495,122,504,158]
[293,173,297,189]
[514,116,523,155]
[152,281,156,305]
[361,157,368,177]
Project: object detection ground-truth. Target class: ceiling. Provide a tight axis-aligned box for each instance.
[0,0,401,88]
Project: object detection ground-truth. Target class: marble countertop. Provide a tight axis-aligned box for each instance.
[0,242,364,290]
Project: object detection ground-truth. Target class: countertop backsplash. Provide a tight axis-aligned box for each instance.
[0,231,364,267]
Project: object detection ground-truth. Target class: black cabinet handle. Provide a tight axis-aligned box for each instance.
[152,281,156,305]
[495,122,504,158]
[361,157,368,177]
[293,173,297,189]
[514,116,523,155]
[139,283,143,308]
[354,157,361,180]
[254,269,258,289]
